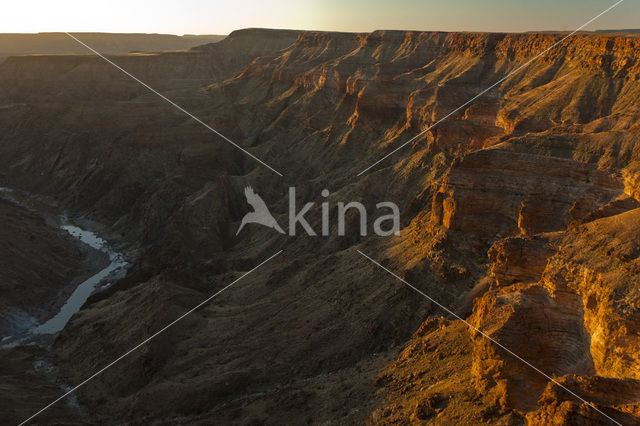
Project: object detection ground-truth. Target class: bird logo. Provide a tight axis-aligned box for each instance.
[236,186,285,235]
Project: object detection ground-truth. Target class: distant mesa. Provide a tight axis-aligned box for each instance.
[0,32,227,62]
[596,28,640,33]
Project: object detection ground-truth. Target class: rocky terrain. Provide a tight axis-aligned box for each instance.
[0,28,639,424]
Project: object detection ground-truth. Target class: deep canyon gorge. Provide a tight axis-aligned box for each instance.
[0,28,639,424]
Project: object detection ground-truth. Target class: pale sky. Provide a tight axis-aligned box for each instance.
[1,0,638,35]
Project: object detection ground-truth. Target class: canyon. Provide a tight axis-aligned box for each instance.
[0,28,639,424]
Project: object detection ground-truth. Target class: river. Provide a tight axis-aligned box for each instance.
[1,223,128,346]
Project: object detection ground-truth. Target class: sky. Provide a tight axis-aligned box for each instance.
[1,0,638,35]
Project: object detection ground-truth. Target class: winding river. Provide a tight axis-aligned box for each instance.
[1,223,128,346]
[33,225,128,335]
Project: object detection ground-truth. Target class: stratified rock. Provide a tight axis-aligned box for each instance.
[431,149,623,240]
[488,234,556,287]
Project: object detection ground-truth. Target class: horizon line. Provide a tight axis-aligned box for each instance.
[0,26,639,37]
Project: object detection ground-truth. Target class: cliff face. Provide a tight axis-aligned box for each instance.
[0,28,639,424]
[431,149,623,239]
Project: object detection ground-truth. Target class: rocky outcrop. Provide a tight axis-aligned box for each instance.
[431,149,623,240]
[488,234,556,286]
[450,207,640,423]
[469,282,595,411]
[542,210,640,380]
[527,375,640,424]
